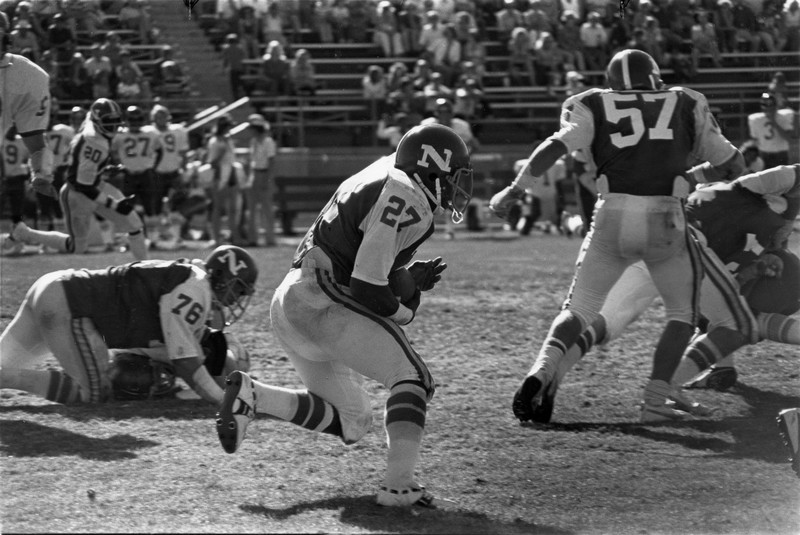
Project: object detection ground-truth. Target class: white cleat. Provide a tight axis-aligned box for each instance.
[376,485,436,508]
[216,371,256,454]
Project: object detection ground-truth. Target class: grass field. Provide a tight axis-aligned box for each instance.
[1,228,799,534]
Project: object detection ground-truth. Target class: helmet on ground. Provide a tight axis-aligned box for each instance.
[204,245,258,325]
[125,105,147,129]
[89,98,124,136]
[394,123,473,223]
[606,49,663,90]
[760,92,777,111]
[108,353,176,400]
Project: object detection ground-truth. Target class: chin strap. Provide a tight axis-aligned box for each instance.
[413,172,446,216]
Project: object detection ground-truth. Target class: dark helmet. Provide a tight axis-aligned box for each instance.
[89,98,124,136]
[606,49,663,91]
[204,245,258,325]
[760,92,777,111]
[125,105,147,129]
[394,123,473,223]
[108,353,176,400]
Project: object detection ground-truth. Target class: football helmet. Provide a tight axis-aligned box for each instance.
[395,123,473,223]
[125,105,147,130]
[151,104,172,126]
[89,98,124,136]
[108,353,177,400]
[70,106,87,128]
[205,245,258,325]
[760,92,777,111]
[606,49,663,91]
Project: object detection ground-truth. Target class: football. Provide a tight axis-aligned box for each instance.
[388,267,417,302]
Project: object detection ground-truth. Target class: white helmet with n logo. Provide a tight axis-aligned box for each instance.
[395,123,473,223]
[204,245,258,325]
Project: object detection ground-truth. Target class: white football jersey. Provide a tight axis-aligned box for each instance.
[142,123,189,173]
[1,135,30,176]
[0,53,50,142]
[112,127,163,172]
[748,109,798,154]
[47,123,76,167]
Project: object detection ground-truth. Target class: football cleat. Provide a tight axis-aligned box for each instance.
[776,408,800,478]
[376,485,436,508]
[668,389,717,417]
[682,365,738,391]
[512,375,546,423]
[531,378,559,424]
[640,401,695,423]
[216,371,256,454]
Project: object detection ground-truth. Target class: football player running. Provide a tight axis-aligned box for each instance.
[8,98,150,259]
[215,124,471,508]
[490,49,744,423]
[0,10,57,252]
[0,245,257,405]
[522,164,800,423]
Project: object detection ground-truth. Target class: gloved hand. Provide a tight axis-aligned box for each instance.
[31,175,58,198]
[756,252,784,278]
[408,257,447,291]
[489,185,526,219]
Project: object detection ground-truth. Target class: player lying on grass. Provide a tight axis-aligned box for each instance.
[214,124,470,508]
[522,164,800,423]
[0,245,257,405]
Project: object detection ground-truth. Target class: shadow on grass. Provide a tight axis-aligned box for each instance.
[528,382,799,465]
[0,419,158,460]
[0,396,216,421]
[240,494,572,534]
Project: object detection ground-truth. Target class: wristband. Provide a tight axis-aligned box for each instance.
[387,303,414,325]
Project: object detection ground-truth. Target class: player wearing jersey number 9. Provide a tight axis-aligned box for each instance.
[490,49,745,424]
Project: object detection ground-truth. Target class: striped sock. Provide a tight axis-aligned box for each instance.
[758,313,800,344]
[383,381,427,489]
[289,391,343,439]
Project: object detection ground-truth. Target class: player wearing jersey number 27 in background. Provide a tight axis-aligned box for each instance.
[490,49,744,424]
[215,124,472,508]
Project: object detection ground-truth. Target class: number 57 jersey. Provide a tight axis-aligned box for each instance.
[293,155,435,287]
[555,86,738,196]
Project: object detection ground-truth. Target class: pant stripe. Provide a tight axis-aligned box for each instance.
[71,317,103,402]
[314,269,434,393]
[685,221,704,327]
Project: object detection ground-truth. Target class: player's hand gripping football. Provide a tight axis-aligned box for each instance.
[489,185,526,219]
[408,257,447,291]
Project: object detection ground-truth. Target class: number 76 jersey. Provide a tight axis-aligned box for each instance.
[555,86,737,196]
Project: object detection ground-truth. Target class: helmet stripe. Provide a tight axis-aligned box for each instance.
[622,53,632,89]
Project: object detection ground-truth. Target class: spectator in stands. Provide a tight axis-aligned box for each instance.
[529,0,560,25]
[419,10,445,57]
[782,0,800,50]
[85,43,113,99]
[453,77,484,122]
[507,26,536,87]
[101,30,125,65]
[397,1,423,56]
[329,0,352,43]
[118,0,153,44]
[376,111,414,149]
[455,59,484,90]
[559,0,584,22]
[243,114,277,247]
[385,75,426,125]
[63,0,105,35]
[11,1,45,44]
[205,114,244,246]
[423,71,454,115]
[453,8,479,48]
[580,12,609,76]
[758,11,788,51]
[314,0,335,43]
[690,9,723,69]
[156,46,187,96]
[640,15,667,66]
[715,0,739,52]
[37,48,61,98]
[522,7,554,45]
[411,57,435,91]
[496,0,525,43]
[221,33,248,99]
[47,13,76,65]
[385,61,409,93]
[115,47,145,87]
[430,23,462,86]
[9,20,40,62]
[533,32,573,91]
[563,69,585,98]
[374,0,405,57]
[289,48,319,96]
[115,64,147,103]
[607,11,634,55]
[262,1,288,47]
[362,64,389,116]
[237,5,261,59]
[261,40,291,97]
[62,52,93,100]
[557,10,587,72]
[732,0,763,50]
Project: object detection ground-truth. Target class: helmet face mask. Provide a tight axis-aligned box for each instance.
[89,98,124,136]
[606,49,663,91]
[395,124,473,223]
[204,245,258,326]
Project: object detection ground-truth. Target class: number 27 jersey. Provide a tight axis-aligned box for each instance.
[555,87,737,196]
